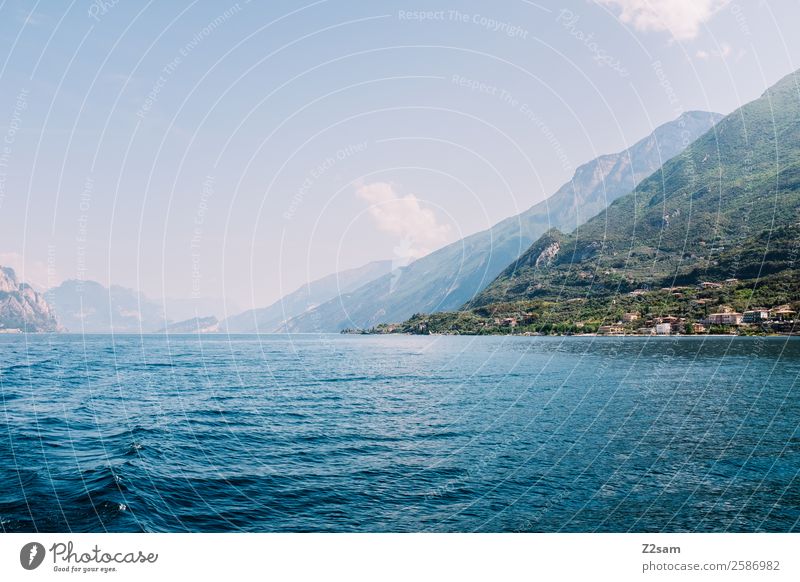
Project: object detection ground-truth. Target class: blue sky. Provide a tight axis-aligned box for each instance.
[1,0,798,316]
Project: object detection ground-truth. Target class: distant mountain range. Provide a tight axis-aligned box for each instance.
[388,69,800,334]
[3,104,754,336]
[45,280,166,333]
[1,111,723,335]
[221,259,393,332]
[280,110,722,332]
[0,267,58,332]
[0,260,395,334]
[157,316,220,334]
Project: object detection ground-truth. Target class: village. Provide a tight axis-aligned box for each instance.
[591,280,798,336]
[501,279,798,336]
[593,304,797,336]
[479,304,798,337]
[357,277,800,336]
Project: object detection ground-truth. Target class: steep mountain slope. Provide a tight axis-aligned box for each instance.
[221,259,392,332]
[284,111,722,331]
[469,70,800,309]
[46,280,166,333]
[0,267,59,332]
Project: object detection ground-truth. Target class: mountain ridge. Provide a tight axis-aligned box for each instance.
[283,110,723,332]
[374,70,800,336]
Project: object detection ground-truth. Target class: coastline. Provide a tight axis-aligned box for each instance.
[2,330,798,338]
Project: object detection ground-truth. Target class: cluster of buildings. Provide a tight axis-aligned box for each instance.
[491,313,540,328]
[598,314,685,336]
[702,306,796,327]
[596,305,797,336]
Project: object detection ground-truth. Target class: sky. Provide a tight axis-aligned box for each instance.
[0,0,798,318]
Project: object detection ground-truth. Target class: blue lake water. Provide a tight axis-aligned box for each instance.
[0,334,798,532]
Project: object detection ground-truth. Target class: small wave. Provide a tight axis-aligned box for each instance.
[2,358,57,373]
[78,466,129,496]
[105,425,157,441]
[316,376,372,383]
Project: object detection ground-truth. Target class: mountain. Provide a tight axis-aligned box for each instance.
[467,69,800,312]
[0,266,59,332]
[221,259,393,332]
[282,110,722,332]
[157,316,219,334]
[45,280,166,333]
[163,296,238,323]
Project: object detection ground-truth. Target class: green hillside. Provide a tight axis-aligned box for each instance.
[470,69,800,307]
[376,71,800,336]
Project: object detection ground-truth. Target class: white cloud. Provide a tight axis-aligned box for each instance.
[695,42,733,60]
[597,0,731,40]
[356,182,452,259]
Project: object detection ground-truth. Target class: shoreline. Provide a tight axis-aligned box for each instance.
[4,332,797,339]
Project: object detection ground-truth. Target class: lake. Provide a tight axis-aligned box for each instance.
[1,334,798,532]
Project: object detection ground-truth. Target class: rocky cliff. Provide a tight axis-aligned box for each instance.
[0,267,59,332]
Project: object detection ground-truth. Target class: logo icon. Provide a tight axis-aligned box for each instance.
[20,542,46,570]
